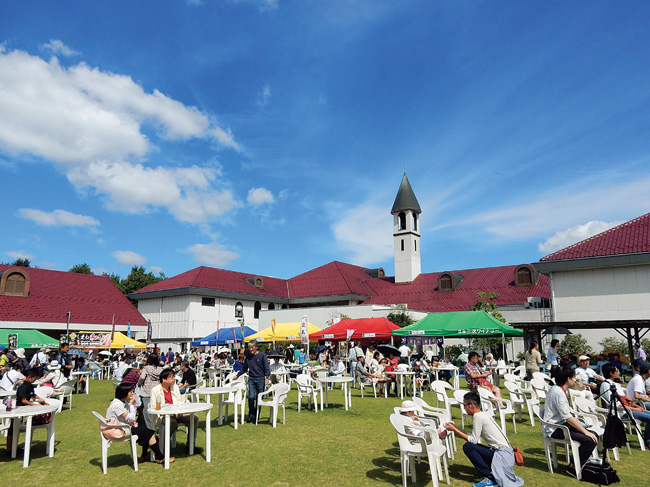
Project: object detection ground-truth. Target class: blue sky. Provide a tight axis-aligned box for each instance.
[2,1,650,280]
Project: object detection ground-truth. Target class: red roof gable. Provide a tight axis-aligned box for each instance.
[0,265,146,327]
[287,261,392,298]
[541,212,650,262]
[136,266,289,298]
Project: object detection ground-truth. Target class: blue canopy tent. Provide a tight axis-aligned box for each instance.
[191,326,257,346]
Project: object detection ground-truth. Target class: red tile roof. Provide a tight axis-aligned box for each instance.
[0,265,146,327]
[541,212,650,262]
[134,261,549,313]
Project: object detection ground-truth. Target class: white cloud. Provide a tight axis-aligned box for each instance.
[257,83,271,108]
[247,187,275,206]
[186,242,239,267]
[41,262,59,270]
[18,208,100,228]
[92,267,108,276]
[113,250,147,266]
[0,48,241,224]
[332,203,393,266]
[149,266,163,275]
[6,250,35,262]
[538,220,624,254]
[42,40,80,57]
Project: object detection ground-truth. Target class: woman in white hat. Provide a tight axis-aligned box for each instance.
[41,360,66,389]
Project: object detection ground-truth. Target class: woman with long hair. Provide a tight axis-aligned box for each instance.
[546,339,560,378]
[137,353,165,429]
[524,341,543,380]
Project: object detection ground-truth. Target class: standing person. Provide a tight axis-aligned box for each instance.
[546,339,560,378]
[285,344,294,364]
[398,342,411,365]
[348,342,363,387]
[543,366,598,477]
[635,343,647,362]
[165,348,175,365]
[464,352,505,408]
[444,392,523,487]
[137,353,165,429]
[54,343,73,378]
[234,339,270,423]
[150,368,201,454]
[106,383,172,465]
[524,342,543,380]
[29,347,49,374]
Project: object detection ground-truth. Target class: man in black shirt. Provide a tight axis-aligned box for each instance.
[54,343,73,378]
[179,361,197,393]
[235,340,270,423]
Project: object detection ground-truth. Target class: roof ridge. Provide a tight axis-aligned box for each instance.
[541,212,650,261]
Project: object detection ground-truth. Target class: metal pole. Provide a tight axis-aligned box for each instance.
[66,311,70,339]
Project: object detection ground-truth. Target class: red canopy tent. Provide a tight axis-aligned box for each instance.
[310,317,399,342]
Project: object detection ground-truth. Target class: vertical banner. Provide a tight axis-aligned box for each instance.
[7,334,17,350]
[111,314,115,340]
[300,315,309,357]
[271,318,276,348]
[215,320,220,348]
[127,322,131,338]
[147,320,152,343]
[346,329,355,342]
[232,328,239,350]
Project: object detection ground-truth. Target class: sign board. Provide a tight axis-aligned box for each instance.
[73,332,112,348]
[361,332,375,338]
[285,336,297,340]
[299,315,309,345]
[322,334,335,339]
[409,330,425,335]
[7,334,17,350]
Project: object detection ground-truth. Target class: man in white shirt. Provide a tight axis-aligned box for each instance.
[328,355,345,376]
[398,343,411,364]
[574,355,604,392]
[0,365,24,391]
[444,392,523,487]
[627,361,650,410]
[29,347,49,370]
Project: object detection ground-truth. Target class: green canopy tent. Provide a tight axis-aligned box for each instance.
[392,310,523,359]
[0,328,59,349]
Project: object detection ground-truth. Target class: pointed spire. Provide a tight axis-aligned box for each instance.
[391,172,421,214]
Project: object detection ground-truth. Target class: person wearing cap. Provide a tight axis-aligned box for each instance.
[627,361,650,410]
[12,348,30,375]
[574,355,604,392]
[328,355,346,377]
[40,360,64,388]
[285,344,294,364]
[399,400,434,439]
[444,392,523,487]
[234,339,270,423]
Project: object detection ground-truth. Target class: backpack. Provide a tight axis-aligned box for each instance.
[580,458,619,485]
[603,415,627,449]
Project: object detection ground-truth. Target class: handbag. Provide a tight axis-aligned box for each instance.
[101,418,126,440]
[512,445,524,466]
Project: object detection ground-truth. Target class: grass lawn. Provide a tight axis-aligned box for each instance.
[1,379,647,486]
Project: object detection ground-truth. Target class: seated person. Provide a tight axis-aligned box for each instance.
[399,399,445,441]
[543,365,598,477]
[106,383,172,465]
[595,354,610,375]
[0,363,24,391]
[444,392,523,487]
[574,355,604,393]
[178,361,197,393]
[483,353,498,367]
[269,353,287,384]
[40,360,66,393]
[600,363,650,448]
[609,353,623,375]
[233,351,246,373]
[355,356,383,388]
[121,363,142,387]
[464,352,505,408]
[328,355,346,376]
[384,353,399,396]
[6,369,52,450]
[626,361,650,411]
[150,368,201,454]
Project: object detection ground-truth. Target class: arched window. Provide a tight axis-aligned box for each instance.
[515,266,534,286]
[235,302,244,318]
[413,213,418,231]
[439,273,452,292]
[268,303,275,310]
[0,268,30,297]
[398,212,406,231]
[281,304,288,309]
[254,301,262,319]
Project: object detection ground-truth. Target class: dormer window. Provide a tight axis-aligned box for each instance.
[515,265,535,286]
[437,272,463,292]
[245,276,264,289]
[0,268,30,297]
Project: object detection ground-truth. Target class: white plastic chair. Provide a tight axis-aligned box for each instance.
[389,413,450,487]
[296,375,320,412]
[530,377,549,402]
[15,398,61,461]
[92,411,139,474]
[533,405,586,480]
[207,368,220,387]
[504,381,536,426]
[430,382,459,419]
[412,396,457,459]
[222,382,247,429]
[256,383,290,427]
[34,386,54,398]
[51,379,77,410]
[478,388,518,433]
[451,389,472,429]
[358,377,378,398]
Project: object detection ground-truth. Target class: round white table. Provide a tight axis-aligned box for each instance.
[71,371,91,394]
[431,365,460,389]
[191,386,238,426]
[316,376,353,411]
[0,403,59,468]
[386,370,416,398]
[148,402,214,469]
[0,389,16,398]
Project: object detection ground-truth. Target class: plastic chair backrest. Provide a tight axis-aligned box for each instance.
[35,386,54,398]
[532,371,549,381]
[452,389,468,404]
[389,413,422,454]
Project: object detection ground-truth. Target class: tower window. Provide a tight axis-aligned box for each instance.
[254,301,261,319]
[414,240,417,252]
[413,213,418,231]
[398,212,406,231]
[401,239,404,251]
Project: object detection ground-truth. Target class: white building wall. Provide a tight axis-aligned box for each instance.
[552,265,650,322]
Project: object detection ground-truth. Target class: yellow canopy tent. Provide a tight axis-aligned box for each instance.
[244,322,321,343]
[110,332,146,349]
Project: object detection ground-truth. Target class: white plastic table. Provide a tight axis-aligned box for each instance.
[148,402,213,469]
[0,403,59,467]
[191,386,237,426]
[0,389,16,398]
[316,376,353,411]
[385,370,416,398]
[431,365,460,389]
[71,371,91,394]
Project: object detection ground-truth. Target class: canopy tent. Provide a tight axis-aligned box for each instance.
[392,311,523,338]
[110,332,146,349]
[191,326,257,346]
[0,328,59,349]
[244,321,322,343]
[310,317,399,342]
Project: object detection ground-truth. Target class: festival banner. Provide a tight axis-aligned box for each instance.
[300,315,309,345]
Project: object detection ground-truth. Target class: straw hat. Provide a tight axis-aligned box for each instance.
[400,400,418,413]
[15,348,26,359]
[47,360,62,371]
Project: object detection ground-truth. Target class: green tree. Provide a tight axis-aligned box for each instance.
[69,263,93,274]
[11,258,30,267]
[102,272,122,288]
[118,266,166,306]
[386,305,415,328]
[599,337,628,357]
[558,334,592,357]
[472,292,511,355]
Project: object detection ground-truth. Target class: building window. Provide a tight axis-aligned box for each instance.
[413,213,418,231]
[398,212,406,231]
[235,302,244,318]
[254,301,261,319]
[254,277,263,288]
[400,239,404,251]
[0,268,30,297]
[268,303,275,310]
[515,266,534,286]
[281,304,288,309]
[414,240,417,252]
[439,273,452,292]
[202,297,215,307]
